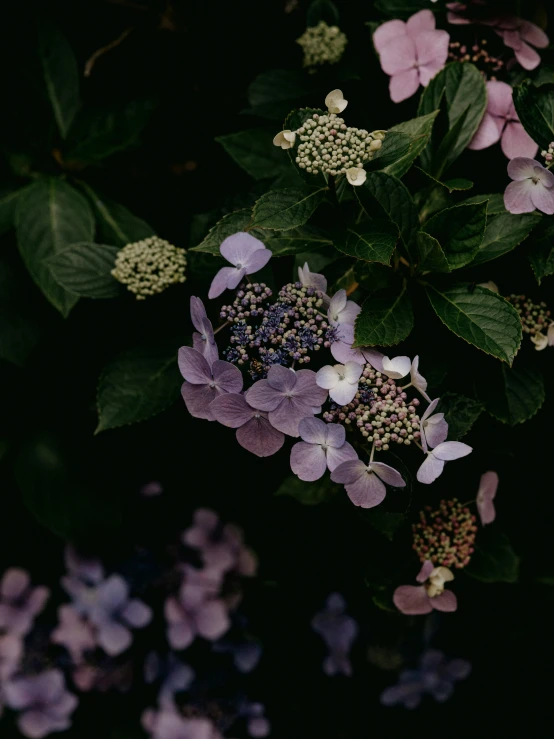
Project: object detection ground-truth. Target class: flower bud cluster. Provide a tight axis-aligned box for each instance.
[295,113,384,176]
[541,142,554,163]
[296,21,348,69]
[507,294,554,350]
[412,499,477,570]
[112,237,187,300]
[322,365,421,451]
[448,39,504,78]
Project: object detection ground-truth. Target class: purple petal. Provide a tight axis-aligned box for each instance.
[211,360,243,393]
[328,290,347,320]
[380,36,416,75]
[245,379,282,412]
[406,9,436,36]
[190,296,207,333]
[476,470,498,525]
[331,340,366,364]
[504,179,535,214]
[210,393,253,427]
[530,181,554,215]
[508,157,540,181]
[178,347,212,384]
[431,590,458,612]
[121,600,152,628]
[298,416,328,444]
[373,20,406,54]
[325,441,357,472]
[362,348,385,371]
[390,68,420,103]
[244,248,272,274]
[208,266,237,299]
[433,441,472,461]
[181,382,219,421]
[421,397,440,423]
[290,442,327,481]
[195,600,230,640]
[468,112,503,151]
[370,462,406,488]
[268,396,315,437]
[424,415,449,449]
[345,468,387,508]
[324,422,346,448]
[513,39,542,71]
[266,365,297,393]
[298,262,327,293]
[295,369,329,406]
[502,122,538,159]
[520,20,549,48]
[96,621,132,656]
[416,454,445,484]
[225,265,248,291]
[330,459,364,485]
[18,711,55,738]
[220,232,266,266]
[416,560,435,583]
[236,416,284,457]
[95,575,128,612]
[1,569,30,600]
[393,585,432,615]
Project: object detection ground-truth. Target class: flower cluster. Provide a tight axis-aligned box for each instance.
[296,21,347,69]
[447,38,504,78]
[541,142,554,164]
[111,236,187,300]
[507,294,554,351]
[412,499,478,570]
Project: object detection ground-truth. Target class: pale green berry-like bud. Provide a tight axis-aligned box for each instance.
[112,236,187,300]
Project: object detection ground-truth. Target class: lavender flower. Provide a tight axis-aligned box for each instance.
[393,560,457,615]
[311,593,358,676]
[210,393,285,457]
[4,669,78,739]
[178,347,243,421]
[476,471,499,526]
[297,262,327,294]
[290,417,357,481]
[141,481,164,497]
[144,652,195,708]
[316,362,363,406]
[381,649,471,709]
[0,568,49,637]
[64,545,104,586]
[142,704,222,739]
[240,701,271,738]
[208,233,271,300]
[504,158,554,215]
[191,296,218,367]
[0,633,22,681]
[327,290,360,326]
[212,636,262,673]
[51,604,96,664]
[331,454,406,509]
[245,365,328,437]
[417,441,472,484]
[420,398,448,450]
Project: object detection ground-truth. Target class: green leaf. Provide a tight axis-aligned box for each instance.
[435,392,483,440]
[461,192,506,214]
[274,474,339,505]
[366,132,412,172]
[354,283,414,347]
[307,0,340,26]
[264,226,332,256]
[247,70,313,120]
[190,209,266,255]
[0,260,39,366]
[96,343,181,433]
[37,17,80,138]
[0,187,29,236]
[80,183,155,246]
[384,110,440,178]
[64,100,156,163]
[15,179,95,316]
[216,128,290,180]
[419,62,487,176]
[512,79,554,150]
[417,231,451,273]
[251,188,326,231]
[425,284,522,364]
[480,363,545,425]
[528,238,554,283]
[47,243,121,299]
[334,222,398,264]
[470,212,540,266]
[417,167,473,192]
[465,528,519,584]
[424,202,487,269]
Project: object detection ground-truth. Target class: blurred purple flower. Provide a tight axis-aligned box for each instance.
[311,593,358,676]
[142,704,222,739]
[0,568,49,637]
[210,393,284,457]
[212,636,263,673]
[469,81,538,159]
[374,10,449,102]
[178,348,243,421]
[140,481,164,497]
[381,649,471,708]
[4,669,78,739]
[331,456,406,509]
[417,441,472,484]
[316,362,363,406]
[182,510,257,577]
[420,398,448,451]
[208,233,271,300]
[240,701,271,738]
[290,417,357,481]
[190,296,218,367]
[0,634,22,681]
[144,652,195,708]
[327,290,360,327]
[504,158,554,215]
[297,262,327,294]
[245,365,328,437]
[393,560,457,615]
[476,470,499,526]
[64,545,104,586]
[51,604,96,664]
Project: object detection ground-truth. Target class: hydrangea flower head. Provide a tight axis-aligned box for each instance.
[208,233,271,300]
[504,158,554,215]
[393,560,457,615]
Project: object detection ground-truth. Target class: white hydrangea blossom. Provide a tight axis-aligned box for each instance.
[296,21,348,69]
[273,130,296,150]
[112,236,187,300]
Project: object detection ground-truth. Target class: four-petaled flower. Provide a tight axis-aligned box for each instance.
[417,440,472,484]
[208,232,272,299]
[190,296,218,367]
[327,289,361,327]
[178,347,243,421]
[476,470,499,526]
[297,261,328,294]
[331,455,406,508]
[420,398,448,450]
[504,158,554,215]
[290,417,357,481]
[0,568,49,637]
[393,560,457,615]
[273,130,296,150]
[311,593,358,676]
[316,362,363,406]
[325,89,347,114]
[245,365,328,437]
[373,10,449,103]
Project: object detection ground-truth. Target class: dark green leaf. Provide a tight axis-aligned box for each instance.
[470,212,540,266]
[251,188,326,230]
[435,392,483,440]
[81,183,155,247]
[513,79,554,150]
[424,202,487,269]
[417,167,473,192]
[216,128,290,180]
[417,231,451,273]
[247,70,313,120]
[0,187,29,236]
[190,209,266,254]
[461,192,506,214]
[48,243,121,299]
[354,283,414,347]
[96,343,182,433]
[384,111,439,178]
[307,0,340,26]
[528,232,554,283]
[0,260,40,366]
[265,226,332,256]
[365,132,412,172]
[425,283,522,364]
[15,179,95,316]
[274,474,339,505]
[37,17,80,138]
[479,363,545,425]
[465,528,519,584]
[334,222,398,264]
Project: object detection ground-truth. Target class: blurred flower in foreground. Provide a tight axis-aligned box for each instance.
[0,568,49,637]
[311,593,358,676]
[112,236,187,300]
[476,471,498,526]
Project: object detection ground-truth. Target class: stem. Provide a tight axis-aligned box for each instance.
[214,321,230,335]
[370,441,376,463]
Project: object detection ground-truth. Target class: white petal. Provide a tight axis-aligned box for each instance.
[329,379,358,406]
[416,453,445,484]
[343,361,363,383]
[272,130,296,150]
[381,355,411,379]
[432,441,472,461]
[325,89,348,114]
[531,333,548,350]
[316,365,339,390]
[346,167,366,186]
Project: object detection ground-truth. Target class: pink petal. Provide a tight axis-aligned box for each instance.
[530,181,554,215]
[236,416,284,457]
[27,587,50,617]
[373,19,406,54]
[295,370,329,406]
[210,393,253,427]
[195,600,230,640]
[502,122,538,159]
[298,416,328,444]
[486,80,513,117]
[508,156,540,181]
[537,165,554,187]
[331,340,365,364]
[415,29,450,70]
[181,382,219,421]
[121,600,152,628]
[520,20,549,49]
[245,379,282,412]
[330,459,364,485]
[393,585,433,615]
[432,441,472,461]
[220,232,265,266]
[468,112,503,151]
[208,266,237,299]
[513,39,542,70]
[424,415,449,449]
[416,454,445,484]
[379,36,416,75]
[477,493,496,526]
[504,180,535,214]
[420,397,440,423]
[416,560,435,583]
[406,9,436,37]
[18,710,53,739]
[362,348,385,372]
[290,442,328,481]
[339,467,387,509]
[268,396,314,437]
[370,462,406,488]
[1,569,30,600]
[431,590,458,612]
[244,248,272,274]
[178,347,212,384]
[325,441,358,472]
[96,621,132,656]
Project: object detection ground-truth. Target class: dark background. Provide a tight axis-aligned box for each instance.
[0,1,553,736]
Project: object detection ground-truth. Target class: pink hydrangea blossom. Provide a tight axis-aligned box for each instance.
[142,704,222,739]
[393,560,457,615]
[476,470,499,525]
[327,289,360,326]
[420,398,448,450]
[504,158,554,215]
[374,10,450,103]
[0,633,22,681]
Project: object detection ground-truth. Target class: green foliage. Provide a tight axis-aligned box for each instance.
[470,212,540,266]
[48,243,121,299]
[354,283,413,347]
[417,231,450,273]
[307,0,340,26]
[0,259,40,366]
[436,392,483,440]
[251,187,327,230]
[264,226,333,256]
[466,528,520,584]
[334,222,398,264]
[528,227,554,283]
[383,111,439,178]
[0,186,29,236]
[96,343,182,433]
[424,202,487,270]
[247,70,314,120]
[216,128,290,180]
[15,179,95,316]
[513,79,554,150]
[425,284,522,364]
[479,363,546,426]
[81,183,155,247]
[365,132,412,172]
[274,474,339,504]
[190,209,266,254]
